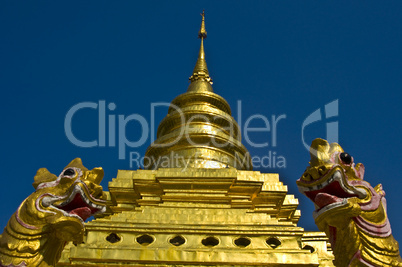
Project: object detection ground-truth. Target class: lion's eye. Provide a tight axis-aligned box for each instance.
[340,152,352,165]
[63,168,76,177]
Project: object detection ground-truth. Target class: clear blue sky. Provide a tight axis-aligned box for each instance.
[1,1,402,243]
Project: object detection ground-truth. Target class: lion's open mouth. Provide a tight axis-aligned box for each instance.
[298,170,366,214]
[43,183,106,222]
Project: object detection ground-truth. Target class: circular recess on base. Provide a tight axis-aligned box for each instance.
[303,245,315,253]
[266,237,281,249]
[169,235,186,246]
[136,234,154,246]
[106,233,121,243]
[202,236,219,247]
[234,237,251,248]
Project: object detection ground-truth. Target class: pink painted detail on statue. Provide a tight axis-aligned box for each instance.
[330,152,338,164]
[35,176,61,190]
[354,216,392,237]
[349,250,378,267]
[349,180,382,211]
[356,163,365,179]
[35,167,83,191]
[0,261,27,267]
[15,203,38,230]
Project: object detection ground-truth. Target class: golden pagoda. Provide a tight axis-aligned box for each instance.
[57,12,334,266]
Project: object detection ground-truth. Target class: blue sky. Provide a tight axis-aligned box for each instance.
[1,1,402,243]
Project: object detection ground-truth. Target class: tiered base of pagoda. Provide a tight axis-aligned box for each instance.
[57,168,334,266]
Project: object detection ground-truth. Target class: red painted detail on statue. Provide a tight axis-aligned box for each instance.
[329,225,336,248]
[315,192,342,209]
[305,180,359,206]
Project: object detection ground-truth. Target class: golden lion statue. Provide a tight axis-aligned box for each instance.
[297,138,402,266]
[0,158,106,267]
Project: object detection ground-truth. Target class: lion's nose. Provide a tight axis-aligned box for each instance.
[302,172,312,181]
[85,167,104,185]
[83,180,103,199]
[318,165,328,175]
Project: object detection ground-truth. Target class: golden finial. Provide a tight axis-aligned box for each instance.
[198,10,207,39]
[188,10,213,88]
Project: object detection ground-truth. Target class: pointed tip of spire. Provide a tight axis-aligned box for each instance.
[188,10,213,90]
[198,10,207,39]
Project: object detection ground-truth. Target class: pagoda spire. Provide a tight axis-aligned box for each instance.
[188,11,213,91]
[144,11,252,170]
